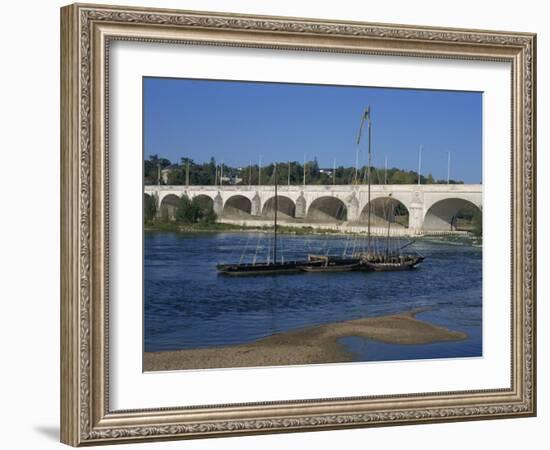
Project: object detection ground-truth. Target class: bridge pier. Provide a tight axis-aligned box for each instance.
[408,206,424,234]
[295,194,306,219]
[346,193,360,221]
[408,190,424,234]
[154,192,167,218]
[213,193,223,217]
[251,193,261,217]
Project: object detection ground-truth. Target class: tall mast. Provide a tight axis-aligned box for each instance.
[354,148,359,184]
[447,151,451,184]
[288,160,291,186]
[356,107,372,252]
[417,145,422,185]
[367,108,372,251]
[385,195,392,259]
[274,163,278,264]
[303,153,306,186]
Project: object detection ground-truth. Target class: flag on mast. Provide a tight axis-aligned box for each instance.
[356,106,371,145]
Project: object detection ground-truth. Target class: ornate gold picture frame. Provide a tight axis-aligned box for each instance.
[60,3,536,446]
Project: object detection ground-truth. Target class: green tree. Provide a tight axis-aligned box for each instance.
[389,170,406,184]
[470,207,482,236]
[144,194,157,224]
[167,166,184,185]
[207,157,217,184]
[199,205,217,224]
[193,197,217,223]
[174,196,217,224]
[143,160,156,185]
[175,196,197,223]
[159,205,170,223]
[146,154,172,185]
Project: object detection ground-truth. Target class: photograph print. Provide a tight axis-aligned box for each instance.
[142,77,483,372]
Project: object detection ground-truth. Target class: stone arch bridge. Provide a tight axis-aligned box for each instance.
[144,184,482,233]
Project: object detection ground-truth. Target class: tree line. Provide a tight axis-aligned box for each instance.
[144,155,464,186]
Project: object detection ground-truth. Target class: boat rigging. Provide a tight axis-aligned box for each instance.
[216,163,318,275]
[217,105,425,275]
[352,106,425,271]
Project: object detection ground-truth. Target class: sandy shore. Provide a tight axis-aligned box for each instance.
[144,310,467,371]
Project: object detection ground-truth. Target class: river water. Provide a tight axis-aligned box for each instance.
[144,231,482,362]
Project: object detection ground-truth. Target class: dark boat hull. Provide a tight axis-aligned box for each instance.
[300,262,362,272]
[217,260,312,275]
[362,256,425,272]
[300,256,363,273]
[217,255,425,274]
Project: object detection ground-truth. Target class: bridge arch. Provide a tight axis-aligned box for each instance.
[423,198,482,232]
[307,196,347,222]
[360,196,409,228]
[159,194,181,220]
[261,196,296,219]
[192,194,215,214]
[223,195,253,218]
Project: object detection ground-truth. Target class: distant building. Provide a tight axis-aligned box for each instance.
[161,165,178,184]
[221,175,243,185]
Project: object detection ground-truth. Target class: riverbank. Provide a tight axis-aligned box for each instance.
[145,221,358,235]
[145,221,247,233]
[144,310,467,371]
[145,220,480,239]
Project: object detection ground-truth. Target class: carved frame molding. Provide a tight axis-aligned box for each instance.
[60,3,536,446]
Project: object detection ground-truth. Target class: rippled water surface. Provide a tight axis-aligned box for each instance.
[144,231,482,362]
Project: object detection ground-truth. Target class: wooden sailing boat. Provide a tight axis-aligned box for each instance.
[299,254,363,272]
[299,210,365,272]
[352,106,425,271]
[299,168,364,272]
[217,164,317,275]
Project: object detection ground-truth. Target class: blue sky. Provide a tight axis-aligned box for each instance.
[143,77,482,183]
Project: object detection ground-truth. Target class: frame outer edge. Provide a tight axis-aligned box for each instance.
[61,2,537,445]
[61,4,81,447]
[528,33,536,416]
